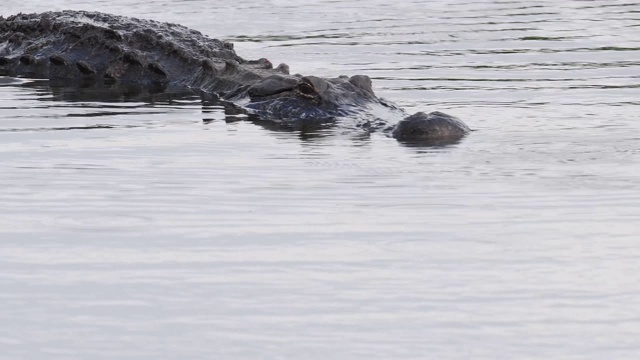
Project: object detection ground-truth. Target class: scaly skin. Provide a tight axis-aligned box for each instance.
[0,10,470,142]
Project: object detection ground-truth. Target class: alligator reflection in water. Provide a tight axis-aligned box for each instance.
[0,10,470,145]
[10,80,465,146]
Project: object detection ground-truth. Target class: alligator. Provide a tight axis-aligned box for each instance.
[0,10,470,143]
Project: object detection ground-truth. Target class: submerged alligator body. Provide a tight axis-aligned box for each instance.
[0,10,470,142]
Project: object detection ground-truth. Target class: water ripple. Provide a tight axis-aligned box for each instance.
[1,1,640,359]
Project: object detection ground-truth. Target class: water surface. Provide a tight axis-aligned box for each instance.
[1,1,639,359]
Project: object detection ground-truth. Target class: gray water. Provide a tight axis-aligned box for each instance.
[1,0,639,359]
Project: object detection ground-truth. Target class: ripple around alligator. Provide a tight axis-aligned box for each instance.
[1,1,640,359]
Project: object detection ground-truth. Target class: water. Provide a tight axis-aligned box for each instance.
[1,1,639,358]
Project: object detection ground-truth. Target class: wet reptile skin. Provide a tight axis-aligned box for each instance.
[0,10,470,142]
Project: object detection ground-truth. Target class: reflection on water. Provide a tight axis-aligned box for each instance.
[4,80,360,140]
[1,0,640,359]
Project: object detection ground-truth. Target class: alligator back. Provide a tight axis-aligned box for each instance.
[0,11,282,93]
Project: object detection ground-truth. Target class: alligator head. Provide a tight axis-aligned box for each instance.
[238,73,470,142]
[240,74,377,119]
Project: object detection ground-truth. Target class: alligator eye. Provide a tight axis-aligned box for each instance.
[297,82,316,96]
